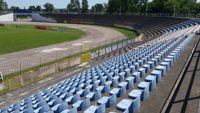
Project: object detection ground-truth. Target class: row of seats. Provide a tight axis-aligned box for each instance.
[115,33,195,113]
[0,21,199,113]
[85,37,185,113]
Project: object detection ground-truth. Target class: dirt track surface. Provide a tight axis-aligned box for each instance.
[0,22,125,75]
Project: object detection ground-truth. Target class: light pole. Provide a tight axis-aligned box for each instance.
[173,4,176,17]
[119,0,122,15]
[146,0,149,16]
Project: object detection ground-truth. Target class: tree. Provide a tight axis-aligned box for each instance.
[164,0,180,14]
[36,5,42,12]
[0,0,2,10]
[91,3,104,13]
[105,0,200,15]
[10,6,20,12]
[103,3,109,12]
[0,1,8,11]
[44,3,54,12]
[75,0,81,13]
[107,0,120,14]
[81,0,89,13]
[0,0,5,11]
[67,0,80,13]
[28,5,36,12]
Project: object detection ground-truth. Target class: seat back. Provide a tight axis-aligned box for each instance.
[58,102,68,113]
[96,104,106,113]
[108,94,117,107]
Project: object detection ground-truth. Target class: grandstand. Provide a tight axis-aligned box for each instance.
[40,14,188,39]
[0,15,199,113]
[1,0,200,112]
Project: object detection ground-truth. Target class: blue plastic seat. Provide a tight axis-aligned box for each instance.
[60,107,77,113]
[138,68,145,78]
[52,102,68,113]
[84,104,105,113]
[117,83,127,97]
[109,88,120,96]
[132,72,140,83]
[59,91,73,100]
[128,89,141,112]
[116,99,134,113]
[86,90,102,101]
[151,70,162,83]
[129,65,135,73]
[65,94,80,105]
[147,61,154,69]
[119,82,128,90]
[34,105,50,113]
[126,77,135,89]
[119,72,125,82]
[167,55,175,63]
[76,87,90,97]
[125,68,131,77]
[151,58,158,66]
[164,58,173,67]
[156,65,167,77]
[137,82,150,101]
[160,62,171,71]
[134,63,139,70]
[112,76,119,87]
[72,98,90,111]
[97,94,116,108]
[48,98,62,107]
[23,107,34,113]
[145,75,157,91]
[143,64,151,73]
[33,101,48,109]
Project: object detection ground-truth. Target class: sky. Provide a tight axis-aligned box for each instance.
[4,0,200,9]
[4,0,108,9]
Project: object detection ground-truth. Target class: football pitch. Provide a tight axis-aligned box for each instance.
[0,25,85,54]
[0,24,136,55]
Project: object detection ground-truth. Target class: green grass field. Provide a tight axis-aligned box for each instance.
[0,25,85,54]
[0,24,136,55]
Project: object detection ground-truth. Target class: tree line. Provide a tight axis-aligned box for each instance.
[1,0,200,15]
[107,0,200,15]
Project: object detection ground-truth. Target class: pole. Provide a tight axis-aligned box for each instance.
[146,0,149,16]
[173,4,176,17]
[119,0,122,16]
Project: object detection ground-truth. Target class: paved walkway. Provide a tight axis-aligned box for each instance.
[0,22,125,75]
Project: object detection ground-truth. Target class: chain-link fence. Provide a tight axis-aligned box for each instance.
[0,36,131,76]
[0,36,136,95]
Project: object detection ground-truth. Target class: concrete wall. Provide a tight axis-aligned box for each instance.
[0,13,14,22]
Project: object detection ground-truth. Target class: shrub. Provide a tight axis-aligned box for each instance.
[0,23,5,27]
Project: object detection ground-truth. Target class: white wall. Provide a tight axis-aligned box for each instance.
[0,13,14,22]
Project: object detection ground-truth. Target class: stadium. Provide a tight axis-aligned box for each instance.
[0,0,200,113]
